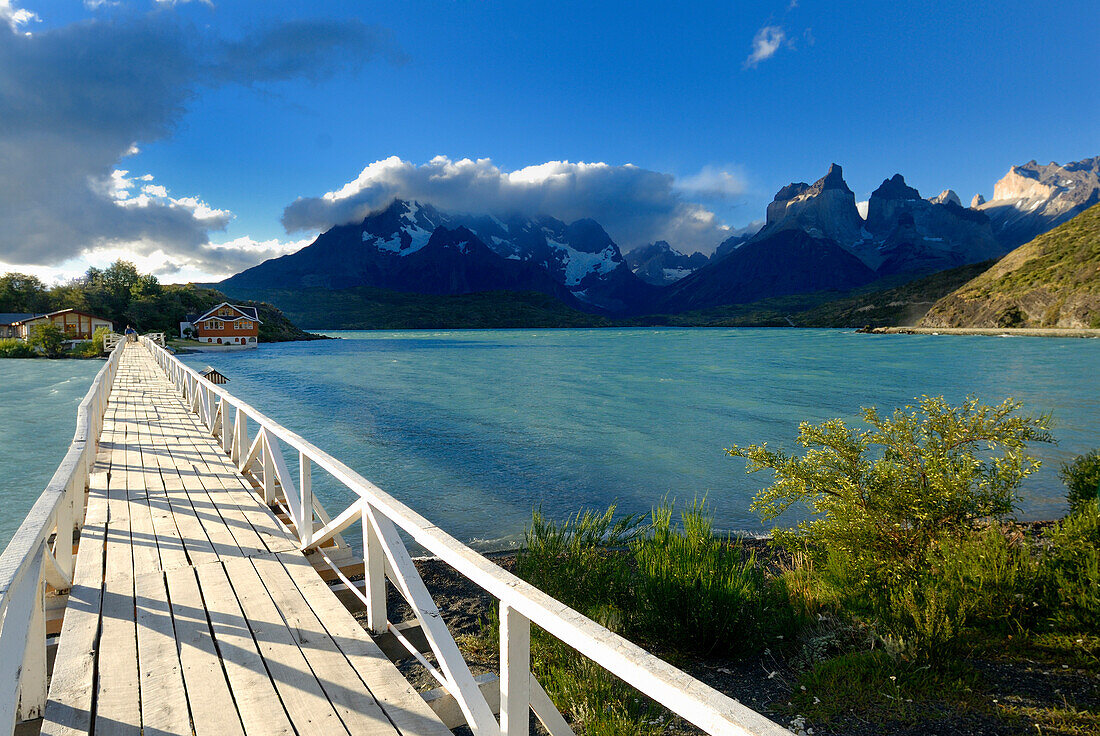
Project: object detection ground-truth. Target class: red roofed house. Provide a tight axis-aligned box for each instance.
[183,303,261,347]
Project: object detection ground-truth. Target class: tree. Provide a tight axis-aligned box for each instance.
[0,273,51,313]
[28,322,65,358]
[727,396,1053,588]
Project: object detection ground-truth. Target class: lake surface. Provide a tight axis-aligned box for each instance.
[170,329,1099,550]
[0,359,101,547]
[2,330,1098,553]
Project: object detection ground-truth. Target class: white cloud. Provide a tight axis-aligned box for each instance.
[1,0,38,32]
[744,25,786,68]
[0,9,399,280]
[283,156,745,254]
[675,165,747,199]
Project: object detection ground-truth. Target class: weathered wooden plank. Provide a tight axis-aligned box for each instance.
[248,554,398,736]
[171,405,296,554]
[161,437,244,562]
[191,561,296,736]
[162,566,246,736]
[40,492,107,736]
[216,557,351,735]
[123,405,161,579]
[133,401,189,573]
[134,571,191,736]
[94,458,141,736]
[170,427,270,559]
[275,552,453,736]
[144,422,220,569]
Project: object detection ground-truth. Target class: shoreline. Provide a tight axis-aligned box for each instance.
[863,326,1100,338]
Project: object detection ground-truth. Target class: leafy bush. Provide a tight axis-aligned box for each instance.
[91,326,111,356]
[28,322,65,357]
[632,499,796,656]
[1060,450,1100,514]
[1039,500,1100,631]
[0,338,35,358]
[728,396,1052,593]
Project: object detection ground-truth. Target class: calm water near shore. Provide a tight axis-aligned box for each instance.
[2,329,1098,551]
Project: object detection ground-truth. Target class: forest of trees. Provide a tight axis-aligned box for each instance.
[0,261,318,342]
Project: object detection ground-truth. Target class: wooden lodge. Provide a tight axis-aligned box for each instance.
[181,302,261,346]
[0,309,113,341]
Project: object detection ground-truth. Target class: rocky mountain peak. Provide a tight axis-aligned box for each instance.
[773,182,810,202]
[811,163,852,194]
[930,190,962,208]
[872,174,922,202]
[977,156,1100,248]
[760,163,862,246]
[972,193,986,208]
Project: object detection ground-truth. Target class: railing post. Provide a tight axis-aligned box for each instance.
[221,400,232,455]
[363,503,387,634]
[55,484,74,582]
[500,603,531,736]
[261,430,276,505]
[233,411,247,467]
[300,454,313,548]
[17,564,47,722]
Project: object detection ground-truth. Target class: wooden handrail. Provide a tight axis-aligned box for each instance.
[141,337,793,736]
[0,341,125,733]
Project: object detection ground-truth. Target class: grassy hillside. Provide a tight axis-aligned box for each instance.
[219,286,614,330]
[921,203,1100,328]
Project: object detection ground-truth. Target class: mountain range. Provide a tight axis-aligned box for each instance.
[219,156,1099,323]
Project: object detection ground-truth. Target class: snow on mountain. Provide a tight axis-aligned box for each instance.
[624,241,709,286]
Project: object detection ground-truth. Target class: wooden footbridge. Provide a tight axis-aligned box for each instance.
[0,340,792,736]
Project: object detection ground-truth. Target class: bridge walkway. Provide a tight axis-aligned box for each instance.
[42,343,450,736]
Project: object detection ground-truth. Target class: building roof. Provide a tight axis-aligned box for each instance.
[193,302,262,324]
[0,313,37,325]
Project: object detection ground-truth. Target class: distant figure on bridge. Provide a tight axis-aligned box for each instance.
[124,325,137,343]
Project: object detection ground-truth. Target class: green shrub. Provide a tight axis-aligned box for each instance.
[28,322,64,357]
[91,325,111,356]
[1040,500,1100,631]
[1060,450,1100,514]
[0,338,35,358]
[930,527,1039,631]
[632,499,796,656]
[728,396,1052,594]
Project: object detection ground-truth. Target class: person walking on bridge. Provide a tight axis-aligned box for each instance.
[124,324,137,343]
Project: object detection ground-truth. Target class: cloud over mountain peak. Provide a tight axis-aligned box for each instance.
[282,156,742,255]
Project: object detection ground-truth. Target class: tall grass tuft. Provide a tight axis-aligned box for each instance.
[515,505,642,615]
[632,499,795,656]
[1040,500,1100,632]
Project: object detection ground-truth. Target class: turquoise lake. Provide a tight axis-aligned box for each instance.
[0,359,102,546]
[2,329,1099,551]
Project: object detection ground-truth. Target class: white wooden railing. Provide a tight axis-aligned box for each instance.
[0,341,125,733]
[142,337,793,736]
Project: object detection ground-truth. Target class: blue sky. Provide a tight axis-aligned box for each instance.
[1,0,1096,282]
